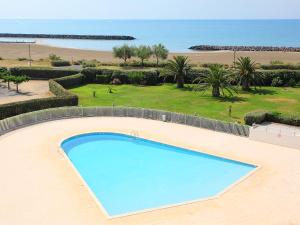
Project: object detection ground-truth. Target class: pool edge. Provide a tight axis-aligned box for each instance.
[58,131,261,219]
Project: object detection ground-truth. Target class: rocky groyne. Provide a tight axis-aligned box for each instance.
[0,33,135,40]
[189,45,300,52]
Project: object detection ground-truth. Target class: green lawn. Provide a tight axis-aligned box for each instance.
[70,84,300,123]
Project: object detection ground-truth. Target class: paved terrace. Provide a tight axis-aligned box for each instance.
[0,117,299,225]
[0,80,52,104]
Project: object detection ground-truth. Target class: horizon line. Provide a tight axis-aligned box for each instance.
[0,18,300,20]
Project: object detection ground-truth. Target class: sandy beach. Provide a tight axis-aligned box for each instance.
[1,43,300,64]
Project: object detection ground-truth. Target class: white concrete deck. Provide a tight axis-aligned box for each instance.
[0,117,300,225]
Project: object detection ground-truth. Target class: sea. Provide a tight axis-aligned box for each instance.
[0,19,299,52]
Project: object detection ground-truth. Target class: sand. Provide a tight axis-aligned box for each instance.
[0,117,300,225]
[0,43,300,64]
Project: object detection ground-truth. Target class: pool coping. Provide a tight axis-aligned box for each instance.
[58,131,261,219]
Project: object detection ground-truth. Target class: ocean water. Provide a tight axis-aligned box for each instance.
[62,132,256,217]
[0,19,300,52]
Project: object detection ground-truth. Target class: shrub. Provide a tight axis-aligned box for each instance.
[256,69,300,86]
[111,70,129,84]
[0,57,3,60]
[10,67,80,80]
[119,60,167,68]
[81,60,98,68]
[127,71,144,84]
[267,112,300,126]
[17,57,28,61]
[0,96,78,120]
[261,64,300,70]
[51,60,71,67]
[0,67,8,76]
[81,68,103,82]
[49,54,61,61]
[244,111,269,125]
[244,111,300,127]
[53,73,85,88]
[141,71,159,85]
[287,78,296,87]
[271,77,283,87]
[96,75,111,84]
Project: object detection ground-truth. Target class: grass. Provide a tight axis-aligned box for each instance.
[70,84,300,123]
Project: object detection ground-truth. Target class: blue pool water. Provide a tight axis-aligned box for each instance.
[61,132,256,217]
[0,19,300,52]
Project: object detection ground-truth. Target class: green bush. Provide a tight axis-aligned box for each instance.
[10,67,80,80]
[127,71,144,84]
[111,70,129,84]
[51,60,71,67]
[17,57,28,61]
[96,74,111,84]
[267,112,300,127]
[261,64,300,70]
[53,73,85,88]
[244,111,269,125]
[120,60,167,68]
[256,69,300,86]
[271,77,283,87]
[81,67,102,82]
[0,96,78,120]
[244,111,300,127]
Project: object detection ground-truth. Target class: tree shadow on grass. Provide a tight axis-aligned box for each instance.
[216,96,246,103]
[247,88,277,95]
[176,85,194,92]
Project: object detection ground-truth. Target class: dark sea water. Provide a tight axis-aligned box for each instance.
[0,19,299,52]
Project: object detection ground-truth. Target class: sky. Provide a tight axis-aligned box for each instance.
[0,0,299,19]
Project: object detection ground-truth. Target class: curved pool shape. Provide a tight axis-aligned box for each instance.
[61,133,256,217]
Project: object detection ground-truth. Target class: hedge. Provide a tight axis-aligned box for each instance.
[82,67,160,85]
[0,96,78,120]
[260,64,300,70]
[256,69,300,86]
[50,60,71,67]
[244,111,300,127]
[10,67,80,80]
[53,73,85,88]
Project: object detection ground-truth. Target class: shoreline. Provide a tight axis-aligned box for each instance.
[0,43,300,64]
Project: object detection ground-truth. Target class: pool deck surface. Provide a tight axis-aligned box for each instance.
[0,117,300,225]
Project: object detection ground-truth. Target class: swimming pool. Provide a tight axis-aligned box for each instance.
[61,132,256,217]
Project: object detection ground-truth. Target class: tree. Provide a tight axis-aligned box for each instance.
[113,45,135,64]
[2,73,14,90]
[235,57,260,91]
[152,44,169,66]
[49,54,61,61]
[164,56,191,88]
[135,45,152,66]
[194,64,236,97]
[12,75,30,93]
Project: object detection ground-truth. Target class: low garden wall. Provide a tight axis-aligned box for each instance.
[0,106,250,137]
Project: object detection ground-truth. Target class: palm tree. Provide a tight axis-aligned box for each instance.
[235,57,259,91]
[164,56,190,88]
[194,64,236,97]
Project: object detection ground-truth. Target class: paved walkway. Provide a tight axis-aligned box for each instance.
[0,117,300,225]
[0,80,53,104]
[250,122,300,149]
